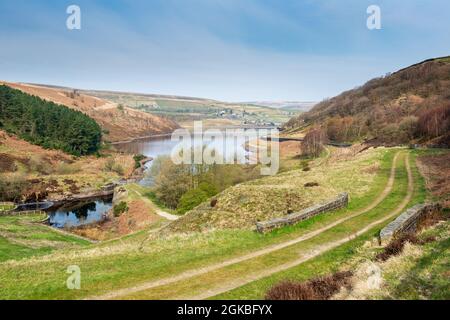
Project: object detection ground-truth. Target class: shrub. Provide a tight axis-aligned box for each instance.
[0,173,27,201]
[304,182,319,187]
[113,201,128,217]
[104,158,124,175]
[176,188,209,215]
[28,155,53,175]
[376,233,421,262]
[112,163,124,176]
[265,271,353,300]
[133,154,146,169]
[198,181,218,197]
[104,158,115,171]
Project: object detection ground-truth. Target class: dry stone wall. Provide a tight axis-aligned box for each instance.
[256,193,349,233]
[379,203,441,244]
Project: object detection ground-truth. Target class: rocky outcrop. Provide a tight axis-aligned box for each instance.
[256,193,349,233]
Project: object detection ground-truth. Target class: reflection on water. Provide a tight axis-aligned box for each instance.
[114,135,178,159]
[48,197,113,228]
[113,130,268,186]
[114,136,178,186]
[15,202,53,212]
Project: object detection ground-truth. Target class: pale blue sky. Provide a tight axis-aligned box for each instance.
[1,0,449,101]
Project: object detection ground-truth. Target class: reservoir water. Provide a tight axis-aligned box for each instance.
[41,128,274,228]
[47,197,113,229]
[113,129,271,186]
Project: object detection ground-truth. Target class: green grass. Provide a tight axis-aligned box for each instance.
[0,214,90,262]
[0,149,398,299]
[392,237,450,299]
[144,190,178,215]
[0,148,432,300]
[0,204,15,212]
[171,147,394,232]
[118,153,413,299]
[209,152,428,299]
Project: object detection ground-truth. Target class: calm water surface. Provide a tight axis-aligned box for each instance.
[113,131,268,186]
[47,197,113,228]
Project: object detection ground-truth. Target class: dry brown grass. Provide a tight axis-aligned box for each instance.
[0,129,135,201]
[1,82,178,142]
[417,152,450,208]
[265,271,353,300]
[376,233,422,262]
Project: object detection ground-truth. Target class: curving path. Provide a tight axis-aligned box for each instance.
[133,189,179,221]
[189,153,414,300]
[88,152,407,300]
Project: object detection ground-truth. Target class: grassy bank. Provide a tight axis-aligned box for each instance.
[212,152,427,299]
[0,214,90,262]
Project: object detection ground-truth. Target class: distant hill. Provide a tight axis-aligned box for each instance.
[0,82,179,143]
[244,101,317,112]
[284,56,450,146]
[79,89,294,127]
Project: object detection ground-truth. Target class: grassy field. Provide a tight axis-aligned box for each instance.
[0,214,90,263]
[0,148,442,300]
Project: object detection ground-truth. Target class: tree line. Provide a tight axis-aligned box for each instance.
[0,85,102,156]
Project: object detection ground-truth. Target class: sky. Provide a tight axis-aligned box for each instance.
[1,0,449,102]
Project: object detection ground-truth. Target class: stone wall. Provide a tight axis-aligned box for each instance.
[379,203,441,244]
[256,193,349,233]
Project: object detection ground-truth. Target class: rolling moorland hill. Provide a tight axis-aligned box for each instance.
[0,82,179,142]
[284,56,450,146]
[76,88,296,127]
[243,101,317,113]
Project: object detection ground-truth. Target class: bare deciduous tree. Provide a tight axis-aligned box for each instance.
[301,127,328,158]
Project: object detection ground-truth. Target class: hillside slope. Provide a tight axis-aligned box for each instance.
[77,89,294,127]
[284,57,450,146]
[0,82,179,142]
[0,85,102,155]
[0,129,136,202]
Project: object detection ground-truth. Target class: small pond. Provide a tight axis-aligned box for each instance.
[46,197,113,229]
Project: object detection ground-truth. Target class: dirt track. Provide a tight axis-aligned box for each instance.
[189,153,413,300]
[87,152,408,300]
